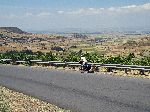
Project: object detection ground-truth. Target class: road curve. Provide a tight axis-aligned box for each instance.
[0,65,150,112]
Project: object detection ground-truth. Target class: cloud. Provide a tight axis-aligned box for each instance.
[0,14,21,19]
[109,3,150,13]
[1,3,150,18]
[0,3,150,30]
[36,12,51,17]
[25,12,33,17]
[142,3,150,10]
[68,3,150,15]
[68,8,104,15]
[9,14,19,18]
[57,10,64,14]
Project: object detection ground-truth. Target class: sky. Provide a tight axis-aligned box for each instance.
[0,0,150,31]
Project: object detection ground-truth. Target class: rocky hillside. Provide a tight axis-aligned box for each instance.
[0,27,28,34]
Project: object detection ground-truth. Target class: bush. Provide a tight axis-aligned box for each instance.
[0,51,150,66]
[64,52,80,62]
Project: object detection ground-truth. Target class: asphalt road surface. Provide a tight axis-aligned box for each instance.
[0,65,150,112]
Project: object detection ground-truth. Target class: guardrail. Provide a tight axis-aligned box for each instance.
[0,59,150,76]
[100,64,150,76]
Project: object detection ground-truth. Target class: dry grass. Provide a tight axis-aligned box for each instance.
[0,86,71,112]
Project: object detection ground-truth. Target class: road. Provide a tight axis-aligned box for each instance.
[0,65,150,112]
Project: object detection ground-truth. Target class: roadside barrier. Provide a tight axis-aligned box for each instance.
[0,59,150,76]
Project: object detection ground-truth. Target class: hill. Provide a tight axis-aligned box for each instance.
[0,27,28,34]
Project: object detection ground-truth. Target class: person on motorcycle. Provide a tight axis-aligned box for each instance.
[79,56,92,73]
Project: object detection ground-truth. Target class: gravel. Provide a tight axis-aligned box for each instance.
[0,86,71,112]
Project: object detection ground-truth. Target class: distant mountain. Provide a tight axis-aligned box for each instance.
[28,27,150,34]
[0,27,29,34]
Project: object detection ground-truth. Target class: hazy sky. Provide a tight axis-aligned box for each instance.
[0,0,150,31]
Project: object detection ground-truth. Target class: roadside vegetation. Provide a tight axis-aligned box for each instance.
[0,50,150,66]
[0,87,11,112]
[0,86,71,112]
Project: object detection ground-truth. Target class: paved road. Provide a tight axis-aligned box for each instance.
[0,65,150,112]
